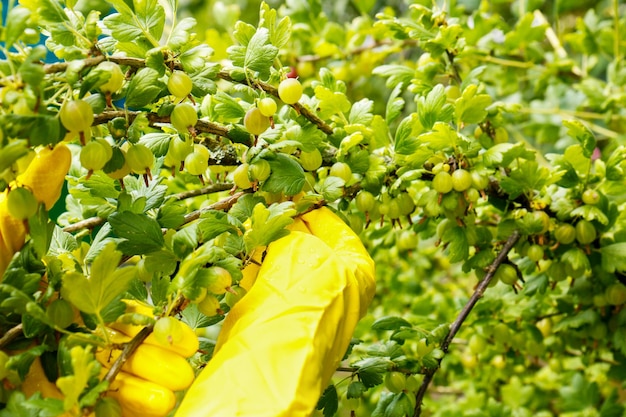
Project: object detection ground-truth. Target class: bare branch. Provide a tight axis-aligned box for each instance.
[62,216,106,233]
[0,323,23,349]
[217,71,334,135]
[173,183,233,200]
[183,191,246,224]
[93,110,235,141]
[412,230,521,417]
[103,324,152,384]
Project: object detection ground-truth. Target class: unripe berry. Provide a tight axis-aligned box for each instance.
[244,107,270,136]
[278,78,303,104]
[258,97,277,117]
[98,61,125,94]
[168,70,193,99]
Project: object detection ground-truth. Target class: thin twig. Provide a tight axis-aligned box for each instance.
[43,54,335,137]
[62,216,106,233]
[103,324,152,384]
[412,230,521,417]
[183,191,246,224]
[217,71,334,135]
[0,323,23,349]
[62,184,239,234]
[173,183,233,200]
[93,110,235,141]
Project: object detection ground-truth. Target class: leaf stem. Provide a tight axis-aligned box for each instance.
[412,230,521,417]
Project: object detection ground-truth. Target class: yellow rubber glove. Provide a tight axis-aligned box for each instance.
[17,300,198,417]
[97,300,199,417]
[175,206,375,417]
[0,143,71,277]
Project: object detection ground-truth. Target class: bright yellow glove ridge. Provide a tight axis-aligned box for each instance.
[175,206,376,417]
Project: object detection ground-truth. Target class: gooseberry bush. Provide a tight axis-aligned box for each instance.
[1,0,626,416]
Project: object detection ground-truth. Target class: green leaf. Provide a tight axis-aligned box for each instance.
[371,316,412,331]
[228,27,278,79]
[441,226,469,263]
[559,372,600,411]
[316,384,338,417]
[168,17,196,49]
[563,120,596,158]
[601,243,626,273]
[314,85,351,118]
[27,206,55,259]
[372,392,395,417]
[600,390,625,417]
[212,91,246,121]
[125,67,165,109]
[0,391,39,417]
[231,20,256,46]
[352,357,392,388]
[123,176,168,211]
[157,203,186,229]
[109,211,165,255]
[317,176,345,202]
[172,224,198,259]
[554,309,599,332]
[145,250,178,278]
[394,114,420,155]
[418,122,457,151]
[228,194,267,222]
[181,45,215,74]
[417,84,454,130]
[181,302,224,329]
[56,345,99,411]
[262,153,305,196]
[243,202,295,252]
[349,99,374,125]
[259,1,292,49]
[61,244,135,315]
[105,13,144,42]
[5,6,31,47]
[522,273,549,296]
[385,83,405,125]
[19,46,46,88]
[373,65,415,89]
[0,140,29,174]
[499,160,549,199]
[455,84,492,125]
[347,381,367,399]
[49,227,79,256]
[570,204,609,225]
[483,142,536,168]
[197,211,241,242]
[139,132,171,157]
[1,115,62,146]
[612,326,626,356]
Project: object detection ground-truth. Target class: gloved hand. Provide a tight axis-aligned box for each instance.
[18,300,198,417]
[96,300,199,417]
[174,206,376,417]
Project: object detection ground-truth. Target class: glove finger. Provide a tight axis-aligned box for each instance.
[106,370,176,417]
[300,207,376,317]
[96,344,194,392]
